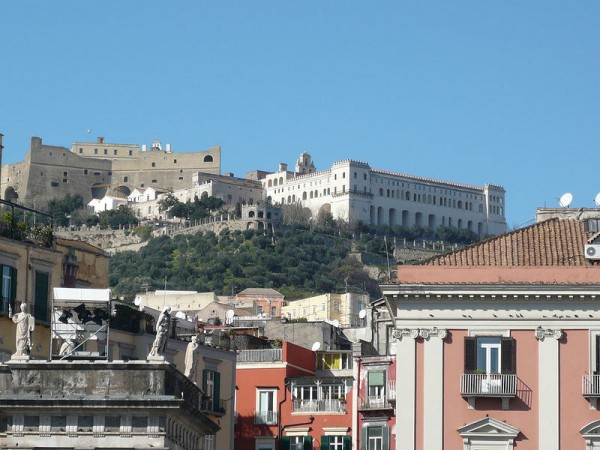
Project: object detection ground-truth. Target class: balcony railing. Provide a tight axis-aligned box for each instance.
[582,375,600,396]
[254,410,278,425]
[0,200,54,248]
[237,349,282,363]
[358,381,396,411]
[200,398,226,415]
[292,399,346,413]
[460,373,517,397]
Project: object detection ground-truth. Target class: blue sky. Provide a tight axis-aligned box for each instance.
[1,2,599,229]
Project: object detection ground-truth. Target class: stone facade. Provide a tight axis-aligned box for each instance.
[0,361,219,450]
[2,136,221,208]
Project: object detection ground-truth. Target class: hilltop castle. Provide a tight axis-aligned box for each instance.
[2,136,220,207]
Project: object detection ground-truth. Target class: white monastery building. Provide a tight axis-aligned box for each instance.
[261,153,507,235]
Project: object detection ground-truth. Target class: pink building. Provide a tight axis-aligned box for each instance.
[358,217,600,450]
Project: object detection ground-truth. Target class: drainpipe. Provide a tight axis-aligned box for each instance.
[277,380,289,446]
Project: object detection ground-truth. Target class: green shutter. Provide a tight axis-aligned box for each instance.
[213,371,221,412]
[10,267,17,313]
[368,371,385,386]
[464,336,477,372]
[321,436,329,450]
[280,436,290,450]
[202,369,209,392]
[382,426,389,450]
[501,337,516,374]
[343,435,351,450]
[303,435,312,450]
[360,428,367,450]
[34,271,49,321]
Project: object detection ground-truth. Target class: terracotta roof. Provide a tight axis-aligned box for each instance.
[422,218,593,267]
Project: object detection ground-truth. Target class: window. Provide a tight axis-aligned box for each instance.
[34,270,50,322]
[203,434,216,450]
[367,371,385,400]
[322,435,350,450]
[204,155,213,162]
[79,148,83,154]
[124,176,128,182]
[84,169,88,175]
[464,336,515,374]
[281,436,312,450]
[318,352,352,370]
[1,265,17,314]
[202,369,220,412]
[152,162,156,167]
[103,149,108,155]
[94,148,98,154]
[361,426,389,450]
[256,389,277,424]
[128,150,133,156]
[113,149,118,155]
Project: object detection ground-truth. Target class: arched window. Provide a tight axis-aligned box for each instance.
[302,192,307,200]
[204,155,214,162]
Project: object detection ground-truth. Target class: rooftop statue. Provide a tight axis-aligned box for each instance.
[148,306,171,359]
[9,302,35,359]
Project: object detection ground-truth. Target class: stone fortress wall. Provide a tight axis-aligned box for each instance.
[2,136,221,208]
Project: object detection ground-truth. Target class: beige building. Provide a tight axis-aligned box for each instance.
[1,136,221,208]
[282,292,368,327]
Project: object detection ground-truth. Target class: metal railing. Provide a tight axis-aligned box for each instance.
[582,375,600,396]
[460,373,517,397]
[200,398,226,415]
[237,348,282,363]
[254,410,278,425]
[292,399,346,413]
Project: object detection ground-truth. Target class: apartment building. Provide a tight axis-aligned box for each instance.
[235,342,353,450]
[359,216,600,450]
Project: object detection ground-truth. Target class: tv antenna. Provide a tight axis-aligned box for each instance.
[559,192,573,208]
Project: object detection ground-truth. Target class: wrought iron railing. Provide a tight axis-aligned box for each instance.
[582,375,600,396]
[460,373,517,397]
[292,399,346,413]
[254,410,278,425]
[237,348,282,363]
[0,200,54,248]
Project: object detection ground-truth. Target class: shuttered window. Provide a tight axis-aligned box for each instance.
[464,336,516,374]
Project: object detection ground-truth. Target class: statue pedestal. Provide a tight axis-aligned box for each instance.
[146,354,166,362]
[9,354,31,362]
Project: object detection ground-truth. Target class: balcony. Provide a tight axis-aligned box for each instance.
[292,399,346,413]
[200,398,227,416]
[237,349,282,363]
[460,373,517,409]
[582,374,600,408]
[358,381,396,411]
[254,410,278,425]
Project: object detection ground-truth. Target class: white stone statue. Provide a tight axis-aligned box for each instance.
[184,334,200,381]
[9,302,35,358]
[148,306,171,358]
[59,338,76,356]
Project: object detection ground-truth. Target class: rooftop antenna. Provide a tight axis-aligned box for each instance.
[559,192,573,208]
[594,192,600,207]
[225,309,235,325]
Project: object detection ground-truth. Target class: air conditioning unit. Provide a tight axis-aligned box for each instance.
[585,244,600,259]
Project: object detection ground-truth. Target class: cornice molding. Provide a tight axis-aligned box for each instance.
[535,326,563,341]
[393,327,448,341]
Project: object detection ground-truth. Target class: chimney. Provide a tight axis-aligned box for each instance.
[97,137,104,144]
[279,163,288,172]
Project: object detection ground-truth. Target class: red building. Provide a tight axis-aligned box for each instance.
[236,342,353,450]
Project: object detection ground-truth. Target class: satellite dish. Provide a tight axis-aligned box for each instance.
[311,341,321,352]
[134,296,142,306]
[175,311,187,320]
[559,192,573,208]
[594,192,600,207]
[225,309,235,325]
[358,310,367,319]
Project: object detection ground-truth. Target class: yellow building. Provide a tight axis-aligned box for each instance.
[282,292,369,327]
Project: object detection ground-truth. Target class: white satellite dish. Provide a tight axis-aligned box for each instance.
[175,311,187,320]
[359,310,367,319]
[225,309,235,324]
[311,341,321,352]
[134,296,142,306]
[594,192,600,206]
[559,192,573,208]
